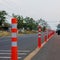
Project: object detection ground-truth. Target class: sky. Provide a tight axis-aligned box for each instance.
[0,0,60,30]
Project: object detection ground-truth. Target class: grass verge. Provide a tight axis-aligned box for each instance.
[0,31,11,37]
[0,30,37,37]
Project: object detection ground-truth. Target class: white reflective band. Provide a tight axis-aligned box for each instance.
[39,29,41,31]
[38,32,41,34]
[12,33,17,37]
[38,36,41,37]
[12,42,17,46]
[12,24,17,28]
[0,57,22,59]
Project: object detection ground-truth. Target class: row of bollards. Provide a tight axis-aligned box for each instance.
[11,18,55,60]
[38,25,55,48]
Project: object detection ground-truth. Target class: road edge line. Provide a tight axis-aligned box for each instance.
[24,34,55,60]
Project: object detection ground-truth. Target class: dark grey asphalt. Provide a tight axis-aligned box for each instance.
[0,32,46,60]
[32,33,60,60]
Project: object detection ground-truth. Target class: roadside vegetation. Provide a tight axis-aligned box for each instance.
[0,10,51,36]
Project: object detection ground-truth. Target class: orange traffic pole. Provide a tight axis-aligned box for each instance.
[38,25,41,48]
[44,35,47,42]
[11,18,18,60]
[44,30,48,42]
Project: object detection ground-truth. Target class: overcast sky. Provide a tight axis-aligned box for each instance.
[0,0,60,30]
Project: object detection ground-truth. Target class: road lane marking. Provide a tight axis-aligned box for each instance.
[24,42,46,60]
[24,34,55,60]
[0,57,22,59]
[0,50,30,52]
[0,53,27,55]
[47,35,54,41]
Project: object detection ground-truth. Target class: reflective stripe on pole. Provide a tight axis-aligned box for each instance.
[11,18,18,60]
[38,26,41,48]
[44,31,47,42]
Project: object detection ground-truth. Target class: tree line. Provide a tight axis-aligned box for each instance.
[0,10,50,31]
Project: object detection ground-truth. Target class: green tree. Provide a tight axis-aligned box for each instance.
[24,17,38,30]
[12,14,38,30]
[12,14,24,29]
[37,18,49,31]
[17,16,24,29]
[0,10,7,26]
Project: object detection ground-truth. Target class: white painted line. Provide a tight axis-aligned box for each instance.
[0,57,22,59]
[24,42,47,60]
[24,35,55,60]
[41,42,46,47]
[0,50,30,52]
[0,50,10,52]
[0,53,27,55]
[18,50,30,52]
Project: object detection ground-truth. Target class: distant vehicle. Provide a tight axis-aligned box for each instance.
[56,24,60,35]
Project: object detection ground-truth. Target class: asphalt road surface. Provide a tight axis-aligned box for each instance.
[32,33,60,60]
[0,32,46,60]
